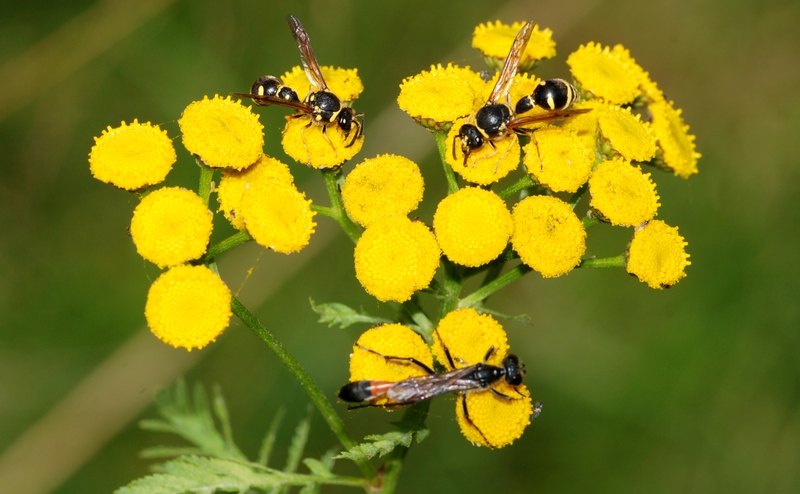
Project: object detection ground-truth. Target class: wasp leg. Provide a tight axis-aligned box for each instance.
[472,140,499,169]
[489,387,520,401]
[347,402,406,411]
[481,346,496,363]
[319,124,339,158]
[529,132,544,172]
[461,394,495,448]
[344,113,364,148]
[356,344,435,375]
[434,329,458,369]
[493,135,518,174]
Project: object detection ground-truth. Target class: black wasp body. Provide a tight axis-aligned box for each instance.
[455,23,590,164]
[230,15,363,147]
[515,78,579,114]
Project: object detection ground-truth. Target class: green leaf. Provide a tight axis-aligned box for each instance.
[139,446,203,459]
[334,428,429,461]
[473,305,532,325]
[298,448,337,494]
[310,299,392,329]
[138,380,247,462]
[258,407,285,466]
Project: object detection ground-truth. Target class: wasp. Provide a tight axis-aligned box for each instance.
[230,15,363,148]
[454,22,590,165]
[515,78,579,113]
[338,341,541,447]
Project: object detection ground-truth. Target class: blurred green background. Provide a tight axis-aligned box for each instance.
[1,0,799,492]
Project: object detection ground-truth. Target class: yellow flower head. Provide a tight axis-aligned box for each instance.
[472,21,556,72]
[589,158,660,227]
[240,180,316,254]
[627,220,691,289]
[524,126,594,193]
[433,187,513,267]
[342,154,424,228]
[179,95,264,169]
[281,115,363,169]
[650,101,700,178]
[281,65,364,102]
[130,187,213,268]
[354,216,441,302]
[511,195,586,278]
[596,103,657,162]
[433,308,533,448]
[89,120,176,191]
[638,71,665,105]
[446,118,520,185]
[349,324,433,383]
[560,100,601,149]
[145,264,232,351]
[567,42,642,105]
[397,64,485,129]
[216,155,295,230]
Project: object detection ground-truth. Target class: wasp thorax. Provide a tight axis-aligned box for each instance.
[308,90,341,122]
[475,103,513,138]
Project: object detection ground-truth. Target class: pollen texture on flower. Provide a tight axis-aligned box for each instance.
[397,64,485,127]
[89,120,176,191]
[524,126,594,193]
[145,264,232,351]
[596,103,657,162]
[472,20,555,70]
[433,187,513,267]
[130,187,213,268]
[281,65,364,102]
[240,180,316,254]
[447,119,520,185]
[567,42,642,105]
[511,195,586,278]
[456,382,533,448]
[349,324,433,382]
[650,101,700,178]
[179,95,264,169]
[216,155,295,230]
[589,158,660,227]
[627,220,691,289]
[432,308,509,369]
[342,154,424,228]
[281,115,363,169]
[354,216,441,303]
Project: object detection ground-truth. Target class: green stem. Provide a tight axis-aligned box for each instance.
[433,130,459,195]
[310,204,337,219]
[379,401,430,494]
[578,254,626,268]
[197,158,214,206]
[401,297,434,344]
[498,174,535,199]
[568,183,588,210]
[321,168,362,244]
[458,263,532,309]
[438,259,464,319]
[203,231,253,263]
[231,298,376,481]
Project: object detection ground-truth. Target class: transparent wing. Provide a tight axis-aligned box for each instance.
[487,21,533,105]
[385,367,485,404]
[508,107,592,130]
[229,92,313,113]
[286,14,328,91]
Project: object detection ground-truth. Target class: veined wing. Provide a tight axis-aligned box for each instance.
[229,92,313,112]
[385,366,488,404]
[487,21,533,105]
[509,107,592,129]
[286,14,328,92]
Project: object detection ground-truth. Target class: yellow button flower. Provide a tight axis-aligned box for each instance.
[89,120,175,190]
[354,216,441,302]
[145,264,232,351]
[240,180,316,254]
[433,308,533,448]
[446,117,520,185]
[130,187,213,268]
[650,101,700,178]
[627,220,691,289]
[524,126,594,193]
[511,195,586,278]
[281,115,363,169]
[433,187,513,267]
[560,100,601,150]
[349,324,433,383]
[567,42,642,105]
[178,95,264,169]
[472,20,555,72]
[589,158,660,227]
[397,64,485,129]
[342,154,424,228]
[281,65,364,103]
[596,103,657,162]
[216,155,295,230]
